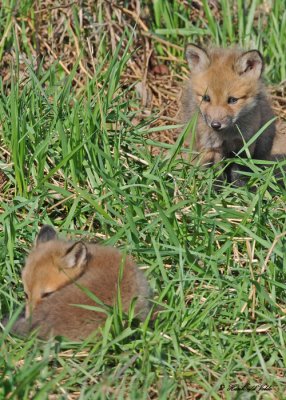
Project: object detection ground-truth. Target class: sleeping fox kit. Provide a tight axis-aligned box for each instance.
[10,225,151,341]
[181,44,277,184]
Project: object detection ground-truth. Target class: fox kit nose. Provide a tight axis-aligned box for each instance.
[211,120,222,130]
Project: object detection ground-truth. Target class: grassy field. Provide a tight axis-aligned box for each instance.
[1,1,286,399]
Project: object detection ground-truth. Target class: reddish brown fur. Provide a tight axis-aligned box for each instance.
[181,45,276,182]
[12,226,152,341]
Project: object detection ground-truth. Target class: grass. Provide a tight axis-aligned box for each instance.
[0,1,286,399]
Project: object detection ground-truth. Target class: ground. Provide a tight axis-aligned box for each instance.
[1,1,286,399]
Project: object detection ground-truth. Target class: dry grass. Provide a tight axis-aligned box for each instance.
[1,2,286,399]
[1,0,284,154]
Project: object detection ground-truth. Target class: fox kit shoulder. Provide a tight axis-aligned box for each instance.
[11,225,152,341]
[181,44,276,184]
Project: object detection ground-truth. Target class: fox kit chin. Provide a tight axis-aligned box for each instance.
[10,225,152,341]
[181,44,276,184]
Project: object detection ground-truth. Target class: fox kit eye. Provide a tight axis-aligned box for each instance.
[24,292,28,300]
[42,292,53,299]
[228,97,238,104]
[202,94,211,102]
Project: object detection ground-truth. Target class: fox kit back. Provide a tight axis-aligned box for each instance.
[181,44,276,184]
[12,225,152,341]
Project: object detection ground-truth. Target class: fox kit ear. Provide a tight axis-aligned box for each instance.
[235,50,263,79]
[185,44,210,72]
[62,242,87,269]
[36,225,57,246]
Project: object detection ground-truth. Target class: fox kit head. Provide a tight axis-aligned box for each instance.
[185,44,264,131]
[22,225,88,317]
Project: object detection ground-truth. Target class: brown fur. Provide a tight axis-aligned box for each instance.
[11,226,152,341]
[272,120,286,155]
[181,44,277,183]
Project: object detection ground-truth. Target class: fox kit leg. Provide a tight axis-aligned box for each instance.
[199,148,223,166]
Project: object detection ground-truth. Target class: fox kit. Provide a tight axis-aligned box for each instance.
[181,44,276,184]
[11,225,152,341]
